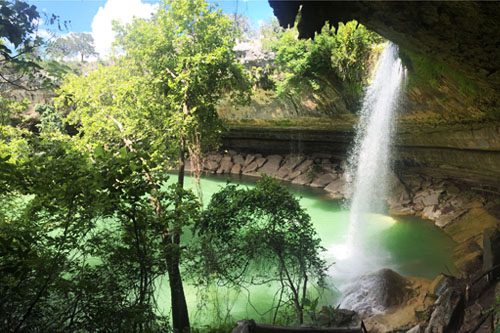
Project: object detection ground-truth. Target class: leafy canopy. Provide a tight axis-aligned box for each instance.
[265,20,382,111]
[58,0,250,162]
[46,32,98,61]
[195,177,327,324]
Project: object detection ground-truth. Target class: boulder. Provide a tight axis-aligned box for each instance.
[281,154,306,171]
[216,156,233,174]
[324,176,347,199]
[434,207,468,228]
[276,168,290,179]
[310,173,338,188]
[295,159,314,173]
[291,173,313,186]
[276,155,306,179]
[389,205,415,216]
[363,275,432,333]
[321,163,337,173]
[424,288,462,333]
[421,205,441,221]
[232,154,245,166]
[206,152,223,163]
[242,157,266,175]
[387,172,411,205]
[407,325,423,333]
[413,189,443,211]
[316,307,361,328]
[243,154,256,167]
[231,163,242,175]
[242,161,259,174]
[340,269,413,316]
[428,274,455,298]
[205,159,220,172]
[286,169,302,181]
[255,157,267,168]
[428,194,472,227]
[257,155,283,176]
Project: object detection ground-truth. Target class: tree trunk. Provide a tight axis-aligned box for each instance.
[166,136,189,332]
[166,248,190,333]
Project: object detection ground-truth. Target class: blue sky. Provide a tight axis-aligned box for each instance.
[28,0,274,32]
[26,0,274,57]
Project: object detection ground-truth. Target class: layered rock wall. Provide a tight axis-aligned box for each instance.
[223,122,500,188]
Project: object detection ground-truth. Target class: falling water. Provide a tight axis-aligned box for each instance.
[346,43,406,251]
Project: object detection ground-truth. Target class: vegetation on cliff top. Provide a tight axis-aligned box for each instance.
[218,19,383,121]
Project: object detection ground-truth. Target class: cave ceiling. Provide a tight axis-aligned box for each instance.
[268,1,500,90]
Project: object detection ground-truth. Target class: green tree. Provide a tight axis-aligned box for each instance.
[267,20,382,112]
[0,96,28,125]
[0,134,108,331]
[57,0,250,331]
[46,32,98,62]
[196,177,327,324]
[0,0,68,91]
[34,103,63,133]
[0,0,40,62]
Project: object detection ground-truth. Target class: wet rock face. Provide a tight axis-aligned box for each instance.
[340,268,413,316]
[268,1,500,90]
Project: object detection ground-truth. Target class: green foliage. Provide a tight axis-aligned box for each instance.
[1,1,331,331]
[46,32,98,62]
[195,177,327,324]
[35,103,63,133]
[0,0,69,91]
[0,124,30,163]
[58,0,251,162]
[249,65,275,90]
[266,20,382,112]
[0,96,28,125]
[0,131,198,331]
[0,0,40,60]
[55,1,251,331]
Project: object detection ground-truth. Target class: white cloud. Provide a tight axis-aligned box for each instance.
[91,0,158,57]
[36,29,54,40]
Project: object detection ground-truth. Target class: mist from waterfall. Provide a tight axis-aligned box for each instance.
[347,42,406,255]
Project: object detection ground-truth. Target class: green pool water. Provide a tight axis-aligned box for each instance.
[158,174,457,326]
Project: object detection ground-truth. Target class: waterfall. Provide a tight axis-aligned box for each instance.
[346,42,405,250]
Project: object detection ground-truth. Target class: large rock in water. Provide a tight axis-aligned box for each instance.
[340,269,413,316]
[257,154,283,176]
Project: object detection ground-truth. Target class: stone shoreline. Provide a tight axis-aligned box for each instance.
[189,150,500,332]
